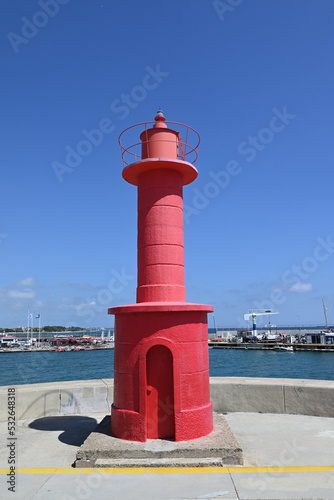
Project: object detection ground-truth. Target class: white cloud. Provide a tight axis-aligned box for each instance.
[7,289,36,299]
[76,301,97,311]
[289,282,313,293]
[58,298,97,311]
[2,278,38,301]
[60,282,101,291]
[17,277,37,287]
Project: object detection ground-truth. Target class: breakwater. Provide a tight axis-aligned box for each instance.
[1,377,334,422]
[209,342,334,351]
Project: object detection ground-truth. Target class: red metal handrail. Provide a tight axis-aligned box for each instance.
[118,120,200,168]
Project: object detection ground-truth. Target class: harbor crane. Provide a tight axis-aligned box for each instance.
[243,309,279,339]
[322,297,329,331]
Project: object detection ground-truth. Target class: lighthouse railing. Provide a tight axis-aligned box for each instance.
[118,121,200,168]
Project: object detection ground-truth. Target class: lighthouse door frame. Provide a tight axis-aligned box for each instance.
[139,337,181,441]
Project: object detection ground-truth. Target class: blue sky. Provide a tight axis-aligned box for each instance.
[1,0,333,330]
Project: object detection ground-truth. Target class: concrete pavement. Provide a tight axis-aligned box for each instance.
[1,412,334,499]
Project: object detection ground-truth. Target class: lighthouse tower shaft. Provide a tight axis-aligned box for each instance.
[109,112,214,442]
[121,112,198,304]
[137,167,185,303]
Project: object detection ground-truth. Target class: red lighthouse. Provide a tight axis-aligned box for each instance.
[108,111,214,442]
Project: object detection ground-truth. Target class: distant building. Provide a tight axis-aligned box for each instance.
[306,331,334,344]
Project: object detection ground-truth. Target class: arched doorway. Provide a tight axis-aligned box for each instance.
[146,345,175,439]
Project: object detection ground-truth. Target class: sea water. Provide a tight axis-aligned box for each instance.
[0,348,333,386]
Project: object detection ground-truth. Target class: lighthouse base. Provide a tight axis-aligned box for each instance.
[108,302,214,442]
[74,412,243,467]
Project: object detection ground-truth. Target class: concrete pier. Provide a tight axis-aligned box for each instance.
[1,413,334,498]
[1,378,334,499]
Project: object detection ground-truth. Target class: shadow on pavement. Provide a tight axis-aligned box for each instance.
[29,416,99,446]
[93,415,112,436]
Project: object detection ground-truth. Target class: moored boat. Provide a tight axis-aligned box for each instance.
[273,345,294,352]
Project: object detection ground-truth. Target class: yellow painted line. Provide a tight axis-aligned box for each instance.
[1,465,334,474]
[228,465,334,474]
[0,467,226,475]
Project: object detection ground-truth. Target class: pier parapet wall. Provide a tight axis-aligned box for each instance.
[1,377,333,422]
